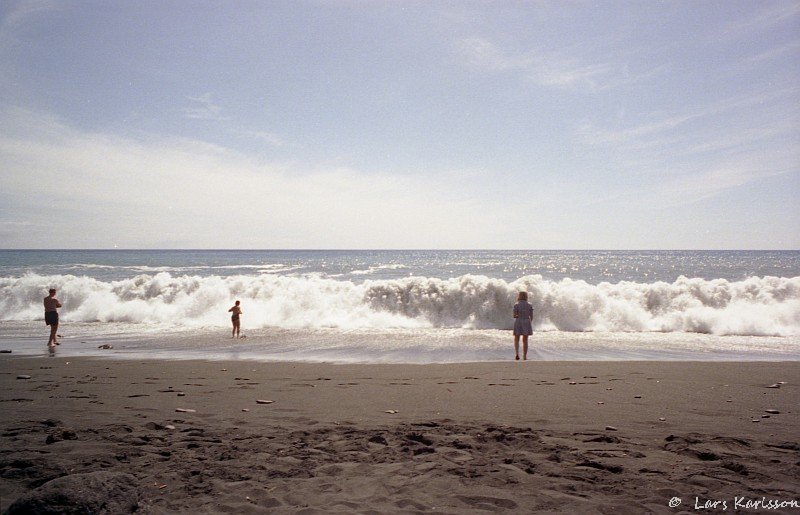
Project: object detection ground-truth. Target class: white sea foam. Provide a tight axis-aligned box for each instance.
[1,273,798,336]
[67,263,297,273]
[350,264,408,275]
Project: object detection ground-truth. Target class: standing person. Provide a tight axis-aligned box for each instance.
[228,300,242,338]
[44,288,62,348]
[512,291,534,361]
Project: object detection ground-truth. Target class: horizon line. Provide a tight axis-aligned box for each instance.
[1,248,799,252]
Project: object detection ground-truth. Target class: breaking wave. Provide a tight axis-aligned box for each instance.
[1,273,798,336]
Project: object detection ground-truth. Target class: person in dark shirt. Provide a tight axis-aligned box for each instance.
[228,300,243,338]
[44,288,62,348]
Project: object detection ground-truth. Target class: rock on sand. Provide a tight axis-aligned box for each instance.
[4,471,140,514]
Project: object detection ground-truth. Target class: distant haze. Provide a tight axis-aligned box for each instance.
[1,1,798,249]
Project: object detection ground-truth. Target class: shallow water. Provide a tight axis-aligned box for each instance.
[1,321,796,363]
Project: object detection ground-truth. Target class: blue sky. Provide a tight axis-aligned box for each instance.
[0,0,798,249]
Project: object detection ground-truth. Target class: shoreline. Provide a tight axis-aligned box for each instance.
[2,322,798,364]
[2,356,798,513]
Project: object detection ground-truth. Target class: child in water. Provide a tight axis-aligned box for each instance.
[228,300,242,338]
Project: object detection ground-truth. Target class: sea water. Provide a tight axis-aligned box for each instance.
[0,250,798,362]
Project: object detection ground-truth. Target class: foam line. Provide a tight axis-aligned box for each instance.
[1,273,798,336]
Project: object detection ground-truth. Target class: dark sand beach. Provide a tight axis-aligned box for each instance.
[1,356,798,513]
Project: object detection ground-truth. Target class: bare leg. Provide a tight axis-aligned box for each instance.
[513,334,520,360]
[522,335,529,360]
[234,321,241,338]
[48,323,58,347]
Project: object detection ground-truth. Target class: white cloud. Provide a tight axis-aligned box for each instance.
[681,122,797,156]
[242,130,284,147]
[577,87,800,150]
[715,1,800,42]
[0,106,513,248]
[653,160,795,207]
[182,98,287,148]
[0,0,58,82]
[454,38,533,72]
[573,86,800,208]
[182,93,225,120]
[453,37,659,91]
[530,59,615,89]
[741,39,800,66]
[0,0,57,33]
[576,114,696,146]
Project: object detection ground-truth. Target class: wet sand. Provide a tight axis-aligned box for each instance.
[1,357,798,513]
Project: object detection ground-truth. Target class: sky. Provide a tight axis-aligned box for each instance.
[0,0,798,249]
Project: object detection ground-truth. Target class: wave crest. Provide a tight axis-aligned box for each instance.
[1,273,798,336]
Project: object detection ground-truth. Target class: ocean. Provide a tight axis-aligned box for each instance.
[1,249,798,362]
